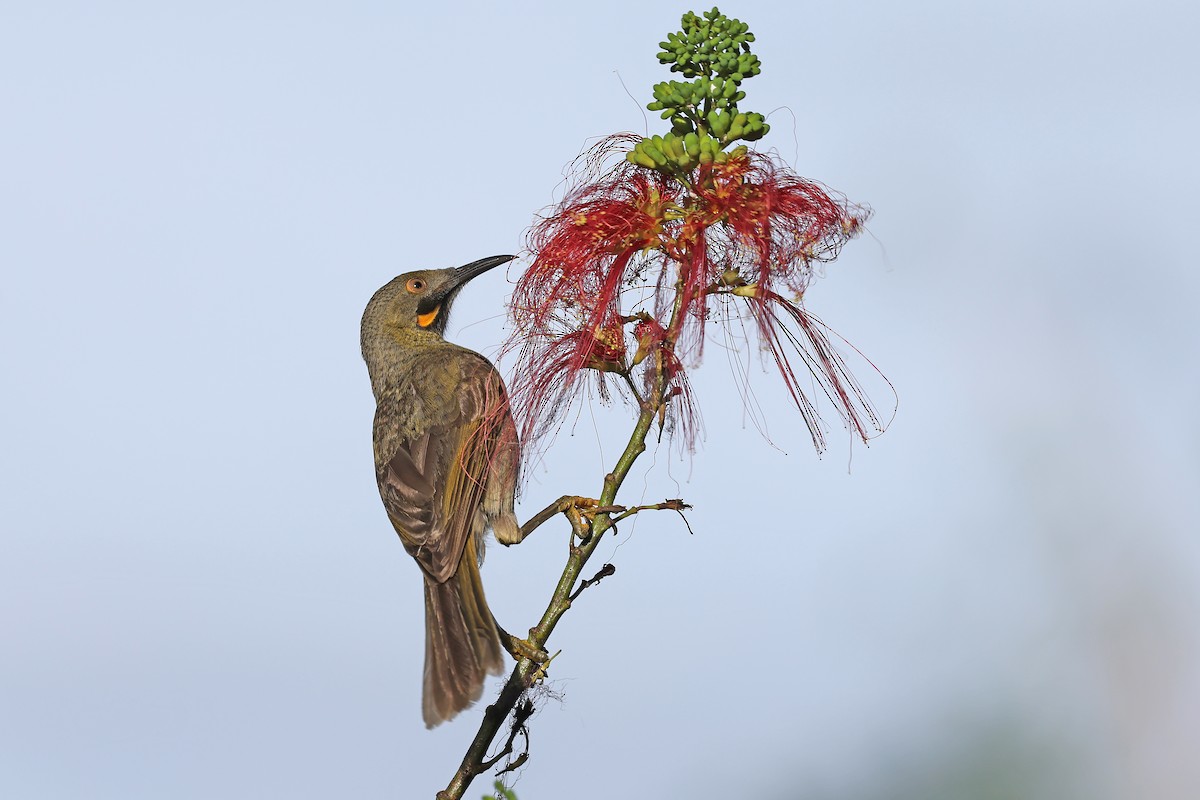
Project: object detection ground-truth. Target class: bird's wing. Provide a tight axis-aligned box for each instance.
[375,352,512,584]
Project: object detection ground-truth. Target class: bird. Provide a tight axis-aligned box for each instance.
[360,254,523,727]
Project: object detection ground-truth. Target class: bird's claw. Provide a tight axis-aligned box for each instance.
[511,636,549,665]
[497,625,549,665]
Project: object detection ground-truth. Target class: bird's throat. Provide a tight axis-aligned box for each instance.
[417,307,440,328]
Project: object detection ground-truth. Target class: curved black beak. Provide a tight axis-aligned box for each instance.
[417,254,516,317]
[454,254,516,285]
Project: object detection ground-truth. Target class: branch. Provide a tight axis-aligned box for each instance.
[569,563,616,602]
[479,698,534,773]
[437,401,662,799]
[611,498,691,524]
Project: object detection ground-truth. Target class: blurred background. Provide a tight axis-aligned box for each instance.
[2,2,1197,798]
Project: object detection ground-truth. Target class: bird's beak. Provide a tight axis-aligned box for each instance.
[452,254,517,286]
[416,254,516,320]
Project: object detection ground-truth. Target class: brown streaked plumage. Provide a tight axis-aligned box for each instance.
[361,255,521,727]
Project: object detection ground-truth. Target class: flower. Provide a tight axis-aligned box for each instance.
[505,135,889,456]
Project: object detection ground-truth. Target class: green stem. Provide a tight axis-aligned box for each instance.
[438,402,658,800]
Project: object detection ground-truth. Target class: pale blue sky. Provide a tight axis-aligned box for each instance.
[2,2,1198,798]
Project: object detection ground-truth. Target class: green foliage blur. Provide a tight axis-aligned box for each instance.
[482,779,518,800]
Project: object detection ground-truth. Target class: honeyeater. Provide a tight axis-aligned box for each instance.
[360,254,522,727]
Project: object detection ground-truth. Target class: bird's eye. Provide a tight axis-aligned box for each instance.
[405,278,426,293]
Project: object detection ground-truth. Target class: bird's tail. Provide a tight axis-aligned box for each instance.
[421,536,505,727]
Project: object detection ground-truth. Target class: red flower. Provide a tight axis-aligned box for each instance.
[506,135,889,455]
[506,307,630,448]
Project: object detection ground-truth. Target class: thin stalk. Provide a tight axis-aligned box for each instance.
[438,402,659,800]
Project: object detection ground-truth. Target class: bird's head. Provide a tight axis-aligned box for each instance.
[361,254,514,356]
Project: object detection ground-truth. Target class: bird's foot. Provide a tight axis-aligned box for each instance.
[497,625,549,665]
[516,495,603,544]
[565,497,631,542]
[560,496,601,516]
[574,497,627,521]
